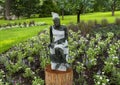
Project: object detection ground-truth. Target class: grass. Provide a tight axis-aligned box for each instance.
[0,11,120,53]
[61,11,120,24]
[0,25,48,53]
[0,11,120,25]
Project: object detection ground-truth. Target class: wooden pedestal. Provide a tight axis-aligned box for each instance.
[45,64,73,85]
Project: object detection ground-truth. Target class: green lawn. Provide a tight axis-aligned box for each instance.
[61,11,120,24]
[0,25,48,53]
[0,11,120,53]
[0,11,120,25]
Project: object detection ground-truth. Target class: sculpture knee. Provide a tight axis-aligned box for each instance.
[55,47,64,56]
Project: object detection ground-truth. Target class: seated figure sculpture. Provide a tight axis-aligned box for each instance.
[49,12,70,71]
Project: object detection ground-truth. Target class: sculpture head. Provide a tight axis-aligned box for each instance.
[51,12,60,27]
[53,18,60,27]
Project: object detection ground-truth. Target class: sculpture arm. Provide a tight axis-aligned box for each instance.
[50,26,53,43]
[64,26,68,41]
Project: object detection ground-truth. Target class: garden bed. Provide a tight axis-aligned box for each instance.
[0,24,120,85]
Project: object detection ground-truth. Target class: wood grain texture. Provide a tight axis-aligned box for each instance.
[45,65,73,85]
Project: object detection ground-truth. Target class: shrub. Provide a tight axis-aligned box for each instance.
[101,19,108,27]
[19,22,21,26]
[0,24,119,85]
[115,18,120,25]
[87,20,95,28]
[67,22,78,32]
[32,77,44,85]
[78,21,87,35]
[29,21,35,27]
[7,23,12,28]
[14,22,17,26]
[23,22,27,27]
[94,20,98,25]
[78,21,92,36]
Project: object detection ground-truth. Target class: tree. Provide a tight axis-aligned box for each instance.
[11,0,24,19]
[0,0,5,7]
[68,0,94,23]
[23,0,41,18]
[39,0,59,17]
[104,0,120,16]
[11,0,42,18]
[54,0,68,20]
[4,0,11,20]
[0,0,4,16]
[93,0,105,12]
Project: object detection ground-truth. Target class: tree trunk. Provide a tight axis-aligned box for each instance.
[4,0,11,20]
[45,65,73,85]
[62,9,64,20]
[112,9,114,16]
[111,0,116,16]
[77,10,81,23]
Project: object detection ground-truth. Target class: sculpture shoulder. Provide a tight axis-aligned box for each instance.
[50,25,67,31]
[61,25,67,31]
[61,25,67,29]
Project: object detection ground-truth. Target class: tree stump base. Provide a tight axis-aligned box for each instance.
[45,64,73,85]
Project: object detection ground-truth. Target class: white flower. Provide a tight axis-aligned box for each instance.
[102,72,104,74]
[97,81,100,84]
[76,61,80,64]
[1,70,4,73]
[100,76,102,80]
[110,62,113,65]
[3,75,5,77]
[32,72,35,74]
[18,67,22,69]
[113,56,118,59]
[102,83,105,85]
[107,79,109,82]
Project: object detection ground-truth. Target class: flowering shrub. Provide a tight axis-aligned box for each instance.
[0,29,119,85]
[67,30,119,85]
[94,74,109,85]
[32,77,44,85]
